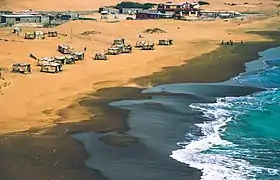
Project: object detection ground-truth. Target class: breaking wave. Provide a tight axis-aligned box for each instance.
[170,56,280,179]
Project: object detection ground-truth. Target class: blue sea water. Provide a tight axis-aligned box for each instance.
[74,46,280,180]
[170,47,280,179]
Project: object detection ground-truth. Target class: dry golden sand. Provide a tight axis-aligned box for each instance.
[0,14,279,134]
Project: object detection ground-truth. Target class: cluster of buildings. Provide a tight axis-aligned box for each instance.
[100,1,244,20]
[0,10,95,27]
[100,1,201,20]
[0,1,244,26]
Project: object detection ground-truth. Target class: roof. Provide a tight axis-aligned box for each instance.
[164,2,187,6]
[13,10,40,15]
[73,52,84,55]
[1,14,40,18]
[59,44,71,48]
[40,57,54,61]
[55,56,65,59]
[13,63,30,66]
[65,54,74,57]
[101,10,109,14]
[137,12,167,15]
[121,7,143,10]
[42,62,60,66]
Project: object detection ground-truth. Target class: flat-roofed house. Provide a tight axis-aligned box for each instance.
[1,14,41,24]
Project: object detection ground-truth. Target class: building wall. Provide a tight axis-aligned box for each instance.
[136,13,159,19]
[120,8,142,14]
[3,16,41,24]
[100,7,119,14]
[41,16,50,24]
[20,16,41,23]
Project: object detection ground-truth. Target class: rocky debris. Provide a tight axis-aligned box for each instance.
[0,38,9,41]
[58,33,68,37]
[143,28,167,34]
[52,160,59,168]
[80,31,101,36]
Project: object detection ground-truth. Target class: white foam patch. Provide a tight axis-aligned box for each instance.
[171,98,251,180]
[171,95,280,180]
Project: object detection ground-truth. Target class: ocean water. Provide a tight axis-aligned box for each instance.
[73,46,280,180]
[170,47,280,180]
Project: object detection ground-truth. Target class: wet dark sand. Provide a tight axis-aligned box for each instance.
[1,31,280,180]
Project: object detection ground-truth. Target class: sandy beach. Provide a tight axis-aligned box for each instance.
[0,15,278,134]
[0,0,280,179]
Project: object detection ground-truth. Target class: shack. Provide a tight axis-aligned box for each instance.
[41,62,62,73]
[12,63,31,74]
[1,14,41,24]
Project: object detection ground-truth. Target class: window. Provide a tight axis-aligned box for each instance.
[15,17,20,21]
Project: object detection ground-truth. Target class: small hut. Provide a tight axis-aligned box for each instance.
[34,31,45,39]
[65,55,75,63]
[158,39,173,46]
[135,40,147,48]
[37,57,54,66]
[54,56,66,65]
[107,47,121,55]
[24,32,35,39]
[141,42,155,50]
[48,31,58,37]
[112,38,125,45]
[71,52,84,60]
[12,63,31,74]
[58,44,74,54]
[41,62,63,73]
[94,53,107,60]
[121,44,132,53]
[13,27,22,34]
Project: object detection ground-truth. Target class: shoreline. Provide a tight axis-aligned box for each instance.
[1,21,280,179]
[70,30,280,179]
